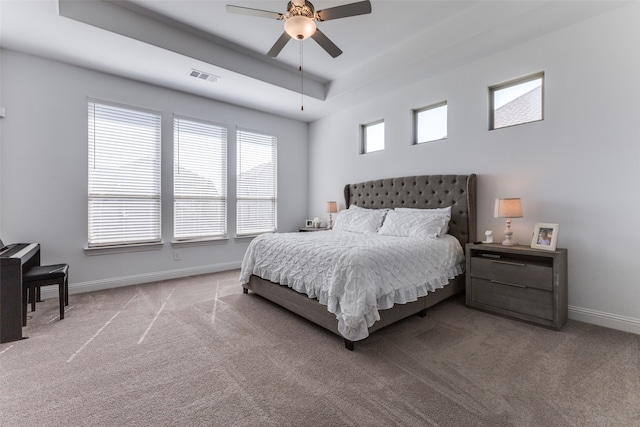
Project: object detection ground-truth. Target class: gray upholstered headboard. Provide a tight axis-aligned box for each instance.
[343,174,477,245]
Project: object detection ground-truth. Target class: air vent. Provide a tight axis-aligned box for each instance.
[189,69,220,83]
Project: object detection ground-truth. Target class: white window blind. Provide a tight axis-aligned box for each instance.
[88,101,161,247]
[174,117,227,240]
[236,129,277,236]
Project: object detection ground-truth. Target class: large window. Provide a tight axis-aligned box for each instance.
[236,129,277,236]
[361,120,385,154]
[490,72,544,130]
[88,101,161,247]
[174,117,227,241]
[414,101,448,144]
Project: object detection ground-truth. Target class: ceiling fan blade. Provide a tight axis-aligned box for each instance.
[311,29,342,58]
[226,5,284,20]
[315,0,371,22]
[267,32,291,57]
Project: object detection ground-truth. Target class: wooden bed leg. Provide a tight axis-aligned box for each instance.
[344,339,354,351]
[418,308,427,318]
[243,287,248,294]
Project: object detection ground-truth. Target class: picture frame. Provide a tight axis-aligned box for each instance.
[531,223,559,251]
[305,219,313,227]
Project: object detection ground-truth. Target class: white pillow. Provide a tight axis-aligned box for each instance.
[378,210,448,239]
[395,206,451,216]
[332,205,387,234]
[394,206,451,236]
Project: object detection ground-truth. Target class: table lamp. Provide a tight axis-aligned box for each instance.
[325,201,338,229]
[494,198,523,246]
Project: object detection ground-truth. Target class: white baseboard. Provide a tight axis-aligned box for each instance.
[569,305,640,335]
[39,262,241,297]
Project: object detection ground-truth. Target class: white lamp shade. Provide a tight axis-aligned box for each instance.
[284,16,317,40]
[325,201,338,213]
[494,198,523,218]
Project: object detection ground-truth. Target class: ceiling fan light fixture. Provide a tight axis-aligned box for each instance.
[284,16,316,40]
[226,0,372,57]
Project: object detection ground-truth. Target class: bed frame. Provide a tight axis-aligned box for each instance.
[243,174,477,350]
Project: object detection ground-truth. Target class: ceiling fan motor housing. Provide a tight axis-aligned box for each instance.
[287,1,315,18]
[285,1,317,40]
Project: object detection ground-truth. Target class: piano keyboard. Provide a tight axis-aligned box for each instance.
[10,243,39,259]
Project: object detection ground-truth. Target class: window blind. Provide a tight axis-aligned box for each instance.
[236,129,277,236]
[88,101,161,247]
[174,117,227,240]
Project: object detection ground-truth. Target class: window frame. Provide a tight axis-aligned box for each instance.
[361,119,385,154]
[412,101,448,145]
[173,115,228,242]
[87,99,162,249]
[489,72,544,130]
[236,128,278,237]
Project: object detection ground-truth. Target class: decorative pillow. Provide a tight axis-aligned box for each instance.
[332,205,387,234]
[378,209,448,239]
[394,206,451,236]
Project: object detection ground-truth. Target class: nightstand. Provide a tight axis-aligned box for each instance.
[298,227,329,232]
[465,243,568,330]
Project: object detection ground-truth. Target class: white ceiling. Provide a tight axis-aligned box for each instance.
[0,0,627,122]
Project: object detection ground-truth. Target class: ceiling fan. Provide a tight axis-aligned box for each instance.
[226,0,372,58]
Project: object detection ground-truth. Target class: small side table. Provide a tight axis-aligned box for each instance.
[298,227,329,232]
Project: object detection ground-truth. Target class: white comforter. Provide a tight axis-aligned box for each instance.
[239,230,464,341]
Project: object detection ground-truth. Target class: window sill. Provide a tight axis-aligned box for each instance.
[171,237,228,248]
[234,230,277,241]
[84,241,164,256]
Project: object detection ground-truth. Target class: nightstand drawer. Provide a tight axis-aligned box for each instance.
[470,278,554,320]
[470,257,553,291]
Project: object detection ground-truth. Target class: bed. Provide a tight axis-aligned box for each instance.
[241,174,477,350]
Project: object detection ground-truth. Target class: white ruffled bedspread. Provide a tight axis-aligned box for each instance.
[239,230,464,341]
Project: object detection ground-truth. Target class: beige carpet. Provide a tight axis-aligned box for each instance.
[1,270,638,426]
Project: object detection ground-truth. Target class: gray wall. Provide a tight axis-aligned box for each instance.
[308,4,640,333]
[0,50,308,292]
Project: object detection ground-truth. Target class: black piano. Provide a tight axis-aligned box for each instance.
[0,240,40,343]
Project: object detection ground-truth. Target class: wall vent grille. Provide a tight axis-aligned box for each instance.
[189,69,220,83]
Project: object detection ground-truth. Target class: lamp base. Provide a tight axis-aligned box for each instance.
[502,220,517,246]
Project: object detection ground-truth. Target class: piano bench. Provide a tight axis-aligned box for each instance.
[22,263,69,326]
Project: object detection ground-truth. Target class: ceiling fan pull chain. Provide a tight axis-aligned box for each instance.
[300,40,304,111]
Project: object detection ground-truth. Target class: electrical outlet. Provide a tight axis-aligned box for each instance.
[173,251,181,261]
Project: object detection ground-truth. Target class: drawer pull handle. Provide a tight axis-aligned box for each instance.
[490,260,526,267]
[491,280,526,288]
[479,253,501,259]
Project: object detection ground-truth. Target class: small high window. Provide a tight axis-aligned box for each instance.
[413,102,447,144]
[361,120,385,154]
[490,72,544,130]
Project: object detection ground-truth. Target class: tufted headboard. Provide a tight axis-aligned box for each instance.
[344,174,477,245]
